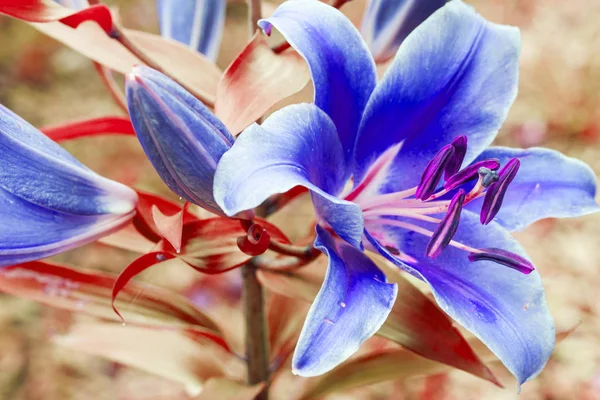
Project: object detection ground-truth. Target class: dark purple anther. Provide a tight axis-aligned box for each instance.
[468,248,534,274]
[444,159,500,191]
[426,189,466,258]
[444,135,468,180]
[416,144,455,200]
[480,158,520,225]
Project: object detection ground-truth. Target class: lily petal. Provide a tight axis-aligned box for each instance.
[157,0,226,61]
[214,103,364,248]
[365,210,554,386]
[361,0,446,62]
[354,0,520,193]
[293,225,397,376]
[258,0,377,165]
[126,65,234,215]
[466,147,599,231]
[0,105,136,215]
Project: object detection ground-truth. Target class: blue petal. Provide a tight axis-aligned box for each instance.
[354,0,520,193]
[258,0,377,166]
[214,103,364,248]
[0,105,136,216]
[293,225,397,376]
[361,0,446,62]
[466,146,599,231]
[0,189,133,267]
[365,210,555,385]
[126,65,234,215]
[157,0,226,61]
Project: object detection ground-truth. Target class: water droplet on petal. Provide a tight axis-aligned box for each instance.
[339,301,346,308]
[156,253,166,261]
[323,318,335,325]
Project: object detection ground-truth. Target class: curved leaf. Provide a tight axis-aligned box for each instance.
[54,322,245,396]
[32,23,221,105]
[0,261,230,350]
[0,1,112,32]
[215,32,309,135]
[40,116,135,141]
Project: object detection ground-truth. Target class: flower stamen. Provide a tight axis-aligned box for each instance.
[426,189,466,258]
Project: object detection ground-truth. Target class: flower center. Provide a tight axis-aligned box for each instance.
[346,136,533,274]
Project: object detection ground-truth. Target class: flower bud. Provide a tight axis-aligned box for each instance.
[157,0,226,61]
[0,104,137,267]
[361,0,446,62]
[126,65,234,215]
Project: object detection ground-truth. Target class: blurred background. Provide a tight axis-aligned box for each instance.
[0,0,599,399]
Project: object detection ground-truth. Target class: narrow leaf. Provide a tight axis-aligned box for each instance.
[197,378,266,400]
[32,22,220,104]
[0,1,112,32]
[40,116,135,142]
[0,261,229,349]
[179,218,290,274]
[54,322,245,396]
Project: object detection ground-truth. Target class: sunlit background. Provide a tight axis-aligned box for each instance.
[0,0,599,399]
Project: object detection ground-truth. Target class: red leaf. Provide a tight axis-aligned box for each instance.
[236,223,271,256]
[31,23,220,105]
[151,202,189,253]
[126,29,221,105]
[178,218,290,274]
[0,261,230,350]
[40,116,135,142]
[0,1,113,33]
[215,32,310,135]
[111,251,176,323]
[134,191,196,244]
[54,322,244,395]
[197,378,266,400]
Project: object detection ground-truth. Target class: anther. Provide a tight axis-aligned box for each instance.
[416,145,455,200]
[444,135,468,180]
[444,159,500,191]
[468,247,534,274]
[480,158,520,225]
[426,189,466,258]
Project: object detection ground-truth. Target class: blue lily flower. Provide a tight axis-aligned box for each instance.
[214,0,599,384]
[157,0,226,62]
[0,105,138,267]
[125,65,235,216]
[361,0,447,62]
